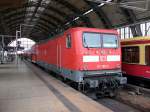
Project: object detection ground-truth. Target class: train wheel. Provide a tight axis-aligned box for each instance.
[78,83,82,91]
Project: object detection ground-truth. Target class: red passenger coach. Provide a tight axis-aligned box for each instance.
[30,27,127,96]
[121,36,150,88]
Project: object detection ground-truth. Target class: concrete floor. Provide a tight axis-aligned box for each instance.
[0,61,69,112]
[0,60,112,112]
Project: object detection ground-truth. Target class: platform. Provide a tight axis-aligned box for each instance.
[0,60,112,112]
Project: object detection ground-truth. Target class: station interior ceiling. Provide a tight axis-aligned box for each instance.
[0,0,150,45]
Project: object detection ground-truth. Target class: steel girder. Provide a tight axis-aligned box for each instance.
[3,3,66,36]
[10,24,50,36]
[5,13,63,36]
[116,0,142,37]
[3,1,77,28]
[4,10,63,26]
[9,22,50,34]
[3,0,95,36]
[3,5,68,20]
[29,0,43,23]
[3,3,69,22]
[85,0,112,28]
[8,20,52,35]
[122,9,142,37]
[6,15,58,29]
[53,0,94,27]
[7,19,24,29]
[0,12,10,34]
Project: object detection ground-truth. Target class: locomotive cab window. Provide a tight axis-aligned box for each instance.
[83,32,101,48]
[102,34,118,48]
[145,46,150,65]
[66,34,71,48]
[82,32,118,48]
[122,46,139,63]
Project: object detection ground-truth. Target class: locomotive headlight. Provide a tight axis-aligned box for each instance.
[96,50,99,54]
[108,50,111,54]
[100,50,104,54]
[84,51,89,55]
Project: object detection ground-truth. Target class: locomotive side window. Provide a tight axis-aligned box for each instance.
[102,34,118,48]
[145,46,150,65]
[66,34,71,48]
[83,32,101,48]
[122,46,139,63]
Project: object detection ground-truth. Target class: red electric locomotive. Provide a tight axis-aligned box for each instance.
[30,27,127,96]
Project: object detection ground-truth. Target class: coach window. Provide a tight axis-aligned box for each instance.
[145,46,150,65]
[66,34,71,48]
[122,46,139,63]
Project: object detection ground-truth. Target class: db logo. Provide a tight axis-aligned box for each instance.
[100,56,107,61]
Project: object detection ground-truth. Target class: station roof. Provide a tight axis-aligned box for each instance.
[0,0,150,44]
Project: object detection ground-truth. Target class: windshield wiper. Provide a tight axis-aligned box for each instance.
[115,39,118,49]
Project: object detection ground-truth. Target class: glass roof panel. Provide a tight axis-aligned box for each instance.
[28,0,39,2]
[42,0,51,4]
[37,7,45,12]
[26,6,36,12]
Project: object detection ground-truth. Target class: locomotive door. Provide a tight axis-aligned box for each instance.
[57,44,62,72]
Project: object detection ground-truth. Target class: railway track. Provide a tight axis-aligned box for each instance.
[115,85,150,112]
[124,84,150,96]
[97,98,140,112]
[60,79,150,112]
[85,91,141,112]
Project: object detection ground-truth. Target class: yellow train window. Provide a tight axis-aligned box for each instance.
[122,46,139,63]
